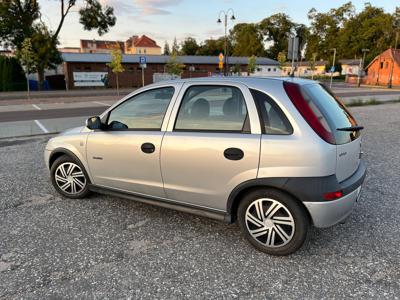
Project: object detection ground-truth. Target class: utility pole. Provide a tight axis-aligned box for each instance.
[330,48,336,89]
[357,48,369,87]
[388,32,399,89]
[218,9,235,76]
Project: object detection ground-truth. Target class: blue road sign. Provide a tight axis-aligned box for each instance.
[139,56,146,64]
[330,66,335,73]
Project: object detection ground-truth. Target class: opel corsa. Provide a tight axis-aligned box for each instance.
[45,77,366,255]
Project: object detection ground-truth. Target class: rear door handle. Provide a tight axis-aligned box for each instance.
[141,142,155,154]
[224,148,244,160]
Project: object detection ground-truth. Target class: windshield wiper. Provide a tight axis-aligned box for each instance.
[337,126,364,132]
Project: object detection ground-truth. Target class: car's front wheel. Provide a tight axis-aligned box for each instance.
[238,188,308,256]
[50,155,90,199]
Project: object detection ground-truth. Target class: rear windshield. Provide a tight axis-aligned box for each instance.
[300,84,359,145]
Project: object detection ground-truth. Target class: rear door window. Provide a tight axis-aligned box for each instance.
[300,84,359,144]
[250,89,292,135]
[174,85,249,132]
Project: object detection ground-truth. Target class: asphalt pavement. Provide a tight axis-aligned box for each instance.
[0,103,399,299]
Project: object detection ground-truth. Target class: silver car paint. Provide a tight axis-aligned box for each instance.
[45,76,363,228]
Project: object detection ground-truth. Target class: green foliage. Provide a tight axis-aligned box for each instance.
[165,54,185,76]
[0,0,116,89]
[163,41,171,55]
[0,55,26,91]
[180,37,199,55]
[107,47,124,74]
[17,38,35,74]
[171,37,180,55]
[277,52,287,69]
[231,23,264,57]
[196,38,229,56]
[247,55,257,74]
[79,0,116,36]
[260,13,297,59]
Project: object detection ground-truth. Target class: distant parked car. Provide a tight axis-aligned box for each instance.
[44,77,366,255]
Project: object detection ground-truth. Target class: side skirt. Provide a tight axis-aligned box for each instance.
[89,184,232,223]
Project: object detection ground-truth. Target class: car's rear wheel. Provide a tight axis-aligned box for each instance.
[238,188,308,256]
[50,155,90,199]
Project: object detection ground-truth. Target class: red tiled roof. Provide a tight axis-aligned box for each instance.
[133,35,160,48]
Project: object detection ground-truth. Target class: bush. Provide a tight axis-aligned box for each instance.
[0,56,27,91]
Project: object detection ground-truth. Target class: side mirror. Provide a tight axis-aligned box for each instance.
[86,116,102,130]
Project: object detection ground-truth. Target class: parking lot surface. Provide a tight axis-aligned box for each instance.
[0,103,400,299]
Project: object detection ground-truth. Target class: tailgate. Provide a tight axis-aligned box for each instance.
[336,138,361,182]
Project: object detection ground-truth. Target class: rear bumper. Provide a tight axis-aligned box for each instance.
[304,186,362,228]
[303,160,366,228]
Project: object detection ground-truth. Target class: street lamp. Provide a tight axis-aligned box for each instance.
[217,8,235,76]
[329,48,337,89]
[357,48,369,87]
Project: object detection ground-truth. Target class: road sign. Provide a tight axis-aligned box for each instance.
[330,66,335,73]
[219,61,224,70]
[219,53,224,61]
[288,37,299,60]
[139,56,146,64]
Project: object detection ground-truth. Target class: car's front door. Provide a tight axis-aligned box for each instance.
[160,83,262,211]
[86,85,180,198]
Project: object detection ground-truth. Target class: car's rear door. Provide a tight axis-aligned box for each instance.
[160,82,262,211]
[86,83,181,198]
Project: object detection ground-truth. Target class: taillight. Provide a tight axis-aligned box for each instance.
[283,81,335,144]
[323,190,343,201]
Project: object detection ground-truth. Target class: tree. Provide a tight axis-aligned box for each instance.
[338,3,397,64]
[0,56,26,91]
[197,37,231,56]
[231,23,265,57]
[259,13,296,59]
[277,51,286,70]
[247,55,257,75]
[165,53,185,76]
[16,38,35,98]
[305,2,355,60]
[0,0,116,89]
[171,37,180,55]
[180,37,199,55]
[107,45,124,95]
[163,41,170,55]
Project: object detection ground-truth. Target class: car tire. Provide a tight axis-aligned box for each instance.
[237,188,308,256]
[50,154,91,199]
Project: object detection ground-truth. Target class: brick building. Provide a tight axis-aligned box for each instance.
[364,48,400,86]
[61,53,279,89]
[80,39,125,54]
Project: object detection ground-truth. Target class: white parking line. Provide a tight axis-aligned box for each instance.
[93,101,111,106]
[34,120,49,133]
[32,104,42,110]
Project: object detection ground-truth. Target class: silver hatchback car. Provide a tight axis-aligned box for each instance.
[45,77,366,255]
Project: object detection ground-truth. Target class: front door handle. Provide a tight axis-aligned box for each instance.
[224,148,244,160]
[141,142,155,154]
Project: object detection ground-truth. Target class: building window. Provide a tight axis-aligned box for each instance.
[144,49,147,54]
[273,68,276,72]
[380,62,384,69]
[84,66,91,71]
[267,68,271,72]
[385,62,389,69]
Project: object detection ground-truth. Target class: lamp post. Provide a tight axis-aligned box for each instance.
[357,48,369,87]
[217,9,235,76]
[329,48,337,89]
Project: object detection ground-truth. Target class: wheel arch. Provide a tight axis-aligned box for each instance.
[227,178,312,224]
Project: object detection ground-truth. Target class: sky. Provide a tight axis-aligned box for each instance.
[38,0,399,48]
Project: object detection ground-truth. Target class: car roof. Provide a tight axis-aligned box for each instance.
[150,76,318,87]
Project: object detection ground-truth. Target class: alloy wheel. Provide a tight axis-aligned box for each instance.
[245,198,295,247]
[54,162,87,195]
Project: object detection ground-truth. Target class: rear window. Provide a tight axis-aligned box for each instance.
[300,84,359,144]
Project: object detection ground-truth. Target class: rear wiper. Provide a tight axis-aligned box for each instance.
[337,126,364,132]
